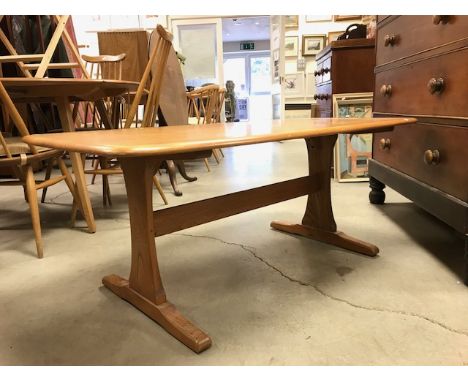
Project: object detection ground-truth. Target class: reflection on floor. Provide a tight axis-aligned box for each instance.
[0,140,467,365]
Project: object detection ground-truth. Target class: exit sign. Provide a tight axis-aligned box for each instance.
[240,42,255,50]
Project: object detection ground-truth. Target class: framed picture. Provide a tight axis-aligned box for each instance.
[332,93,373,182]
[327,31,344,44]
[305,15,332,23]
[284,15,299,28]
[302,35,326,56]
[284,36,299,57]
[284,72,304,97]
[334,15,362,22]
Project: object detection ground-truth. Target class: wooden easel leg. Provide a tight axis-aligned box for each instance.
[55,97,96,233]
[271,135,379,257]
[102,157,211,353]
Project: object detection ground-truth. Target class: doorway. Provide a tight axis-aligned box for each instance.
[222,17,272,121]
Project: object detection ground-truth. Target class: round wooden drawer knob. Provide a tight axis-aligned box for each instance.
[379,138,391,150]
[380,84,392,97]
[433,15,450,25]
[424,149,440,165]
[427,77,445,94]
[384,34,398,46]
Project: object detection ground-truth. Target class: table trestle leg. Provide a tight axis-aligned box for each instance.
[271,135,379,257]
[102,156,211,353]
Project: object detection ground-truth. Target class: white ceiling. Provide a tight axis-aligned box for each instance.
[222,16,270,42]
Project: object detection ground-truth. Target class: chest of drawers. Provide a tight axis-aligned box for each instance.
[368,15,468,284]
[314,38,375,117]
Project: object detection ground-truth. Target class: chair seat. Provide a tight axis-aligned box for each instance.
[0,136,51,157]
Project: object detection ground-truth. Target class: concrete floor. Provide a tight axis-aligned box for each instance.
[1,140,467,365]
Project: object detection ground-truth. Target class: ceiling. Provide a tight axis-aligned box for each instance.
[222,16,270,42]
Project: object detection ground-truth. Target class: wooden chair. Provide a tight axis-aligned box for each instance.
[69,25,172,213]
[81,53,127,196]
[187,85,224,166]
[115,25,173,203]
[0,80,77,258]
[0,15,88,79]
[81,53,127,129]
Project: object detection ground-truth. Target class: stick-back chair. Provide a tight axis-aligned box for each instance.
[0,80,77,258]
[73,25,172,210]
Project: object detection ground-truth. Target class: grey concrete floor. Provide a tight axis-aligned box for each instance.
[1,140,467,365]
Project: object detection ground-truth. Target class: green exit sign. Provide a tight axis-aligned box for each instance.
[240,42,255,50]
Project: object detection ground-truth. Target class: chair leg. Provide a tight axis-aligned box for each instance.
[41,158,54,203]
[56,156,80,209]
[99,158,112,206]
[212,149,221,164]
[203,158,211,172]
[152,175,168,205]
[91,157,99,184]
[25,165,43,259]
[219,148,224,157]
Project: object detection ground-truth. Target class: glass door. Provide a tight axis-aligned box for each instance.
[171,17,224,88]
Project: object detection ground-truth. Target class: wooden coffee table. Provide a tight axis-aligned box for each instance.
[3,78,139,232]
[24,117,415,353]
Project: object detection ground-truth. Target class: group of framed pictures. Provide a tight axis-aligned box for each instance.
[285,35,326,57]
[332,93,373,182]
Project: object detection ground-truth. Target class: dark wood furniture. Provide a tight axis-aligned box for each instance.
[369,15,468,284]
[314,38,375,118]
[25,116,414,353]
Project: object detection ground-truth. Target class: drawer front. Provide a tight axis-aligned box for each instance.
[377,15,468,66]
[373,123,468,201]
[315,56,332,85]
[314,83,332,111]
[374,48,468,118]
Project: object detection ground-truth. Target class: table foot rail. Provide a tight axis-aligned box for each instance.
[270,221,379,257]
[102,274,212,354]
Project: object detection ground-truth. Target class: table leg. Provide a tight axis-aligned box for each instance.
[55,97,96,233]
[271,135,379,257]
[102,157,211,353]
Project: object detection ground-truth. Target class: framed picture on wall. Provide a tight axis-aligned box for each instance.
[284,36,299,56]
[334,15,362,21]
[284,16,299,28]
[305,15,332,22]
[284,72,305,97]
[302,35,326,56]
[332,93,373,182]
[327,31,344,44]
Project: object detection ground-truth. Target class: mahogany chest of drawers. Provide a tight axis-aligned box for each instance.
[368,15,468,284]
[314,38,375,117]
